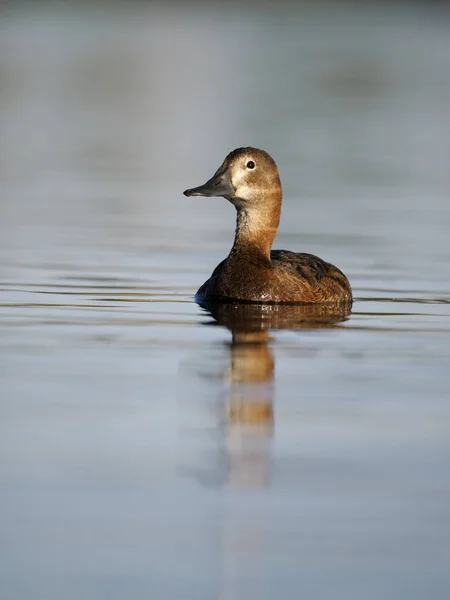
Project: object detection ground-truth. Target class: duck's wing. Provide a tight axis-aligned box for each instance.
[271,250,352,302]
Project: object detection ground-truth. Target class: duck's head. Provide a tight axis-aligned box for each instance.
[183,147,282,209]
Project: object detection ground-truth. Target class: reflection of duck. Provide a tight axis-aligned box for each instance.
[177,303,350,489]
[225,329,274,489]
[208,302,350,489]
[184,147,352,304]
[226,330,273,430]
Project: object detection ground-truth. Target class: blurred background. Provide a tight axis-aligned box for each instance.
[1,1,449,599]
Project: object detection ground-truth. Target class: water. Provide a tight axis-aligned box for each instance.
[1,2,450,599]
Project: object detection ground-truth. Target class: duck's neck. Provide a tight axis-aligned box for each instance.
[229,198,281,262]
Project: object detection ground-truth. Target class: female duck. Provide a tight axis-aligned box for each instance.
[184,147,352,304]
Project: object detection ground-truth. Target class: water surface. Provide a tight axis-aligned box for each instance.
[1,3,450,599]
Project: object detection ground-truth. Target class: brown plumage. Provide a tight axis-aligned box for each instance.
[184,147,352,305]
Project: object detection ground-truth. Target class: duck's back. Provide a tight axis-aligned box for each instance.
[196,250,352,304]
[271,250,352,303]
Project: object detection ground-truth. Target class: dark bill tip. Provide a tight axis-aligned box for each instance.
[183,187,203,197]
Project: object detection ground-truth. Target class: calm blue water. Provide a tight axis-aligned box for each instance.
[1,3,449,599]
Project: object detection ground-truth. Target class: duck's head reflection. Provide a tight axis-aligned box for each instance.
[201,301,351,489]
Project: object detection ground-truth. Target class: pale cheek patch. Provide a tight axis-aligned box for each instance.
[232,173,260,200]
[236,183,254,199]
[231,170,247,190]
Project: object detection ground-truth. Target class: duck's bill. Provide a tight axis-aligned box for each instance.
[183,168,234,198]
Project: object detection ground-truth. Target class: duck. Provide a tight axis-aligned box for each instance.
[184,147,352,304]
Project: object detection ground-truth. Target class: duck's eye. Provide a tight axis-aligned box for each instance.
[246,160,255,170]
